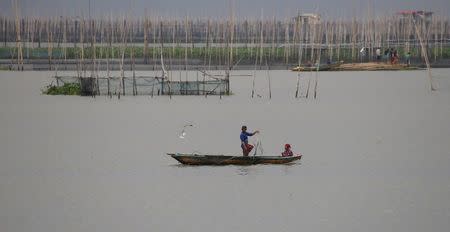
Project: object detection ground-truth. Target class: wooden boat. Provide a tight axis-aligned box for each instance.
[167,153,302,165]
[291,62,342,72]
[292,62,419,72]
[291,65,330,72]
[291,62,419,72]
[333,62,419,71]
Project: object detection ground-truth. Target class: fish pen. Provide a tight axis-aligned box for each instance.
[53,74,229,96]
[2,12,449,70]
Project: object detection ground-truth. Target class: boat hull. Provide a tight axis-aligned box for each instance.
[168,153,302,165]
[291,62,419,72]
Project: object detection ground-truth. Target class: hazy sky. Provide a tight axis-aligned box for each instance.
[2,0,450,19]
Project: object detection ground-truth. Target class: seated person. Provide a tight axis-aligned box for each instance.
[282,144,298,157]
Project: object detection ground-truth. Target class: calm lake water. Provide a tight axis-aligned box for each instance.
[1,69,450,232]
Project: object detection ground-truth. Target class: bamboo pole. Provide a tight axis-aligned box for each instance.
[351,18,357,62]
[143,12,148,64]
[46,19,53,70]
[314,22,324,99]
[12,0,23,70]
[270,16,275,61]
[413,19,436,91]
[90,18,96,89]
[25,17,29,61]
[118,16,127,98]
[284,18,289,66]
[152,19,156,70]
[1,14,449,72]
[63,17,67,68]
[251,19,258,98]
[80,17,85,77]
[295,15,303,99]
[2,16,6,47]
[130,15,137,96]
[440,17,444,59]
[184,16,188,86]
[106,15,111,97]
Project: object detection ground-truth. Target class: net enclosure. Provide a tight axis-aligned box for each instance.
[53,74,230,96]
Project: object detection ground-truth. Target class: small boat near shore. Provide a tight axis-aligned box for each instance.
[291,62,419,72]
[291,63,341,72]
[333,62,419,71]
[167,153,302,165]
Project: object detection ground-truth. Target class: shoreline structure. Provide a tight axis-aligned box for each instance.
[1,12,449,71]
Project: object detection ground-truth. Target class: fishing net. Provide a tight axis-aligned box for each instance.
[253,139,264,156]
[52,75,228,96]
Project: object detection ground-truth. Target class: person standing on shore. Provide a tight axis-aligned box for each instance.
[240,126,259,156]
[405,52,411,67]
[393,49,399,64]
[376,48,381,62]
[384,49,390,63]
[390,48,395,64]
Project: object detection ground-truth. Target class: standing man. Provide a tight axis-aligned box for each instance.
[376,48,381,62]
[240,126,259,156]
[405,51,411,67]
[390,48,395,64]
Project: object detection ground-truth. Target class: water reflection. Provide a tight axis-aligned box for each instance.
[235,163,302,176]
[170,163,255,176]
[236,166,251,176]
[169,164,189,168]
[169,161,302,176]
[282,162,302,175]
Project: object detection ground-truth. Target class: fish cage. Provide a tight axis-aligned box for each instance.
[53,75,229,96]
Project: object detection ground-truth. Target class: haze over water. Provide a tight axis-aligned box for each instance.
[3,0,450,18]
[1,70,450,232]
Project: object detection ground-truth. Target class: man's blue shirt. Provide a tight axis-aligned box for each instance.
[240,132,253,144]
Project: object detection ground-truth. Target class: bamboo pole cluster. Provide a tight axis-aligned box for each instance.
[1,13,449,69]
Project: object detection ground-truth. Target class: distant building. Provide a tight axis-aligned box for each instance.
[397,10,433,23]
[397,10,434,36]
[294,13,321,25]
[294,13,321,43]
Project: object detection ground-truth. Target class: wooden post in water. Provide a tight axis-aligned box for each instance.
[130,16,137,96]
[159,20,171,98]
[184,16,189,94]
[284,18,290,67]
[2,17,6,47]
[12,0,23,71]
[80,17,85,77]
[270,16,276,63]
[152,19,156,70]
[143,12,149,64]
[63,17,67,69]
[118,17,126,98]
[439,17,444,59]
[314,22,324,99]
[351,18,357,62]
[295,15,303,99]
[413,19,436,91]
[106,17,111,97]
[46,19,53,70]
[90,18,97,96]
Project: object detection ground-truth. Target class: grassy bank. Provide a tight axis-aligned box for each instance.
[2,46,450,64]
[42,83,81,95]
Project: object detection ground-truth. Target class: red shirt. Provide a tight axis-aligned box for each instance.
[282,149,293,157]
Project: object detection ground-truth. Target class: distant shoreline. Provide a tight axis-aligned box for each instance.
[1,58,449,71]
